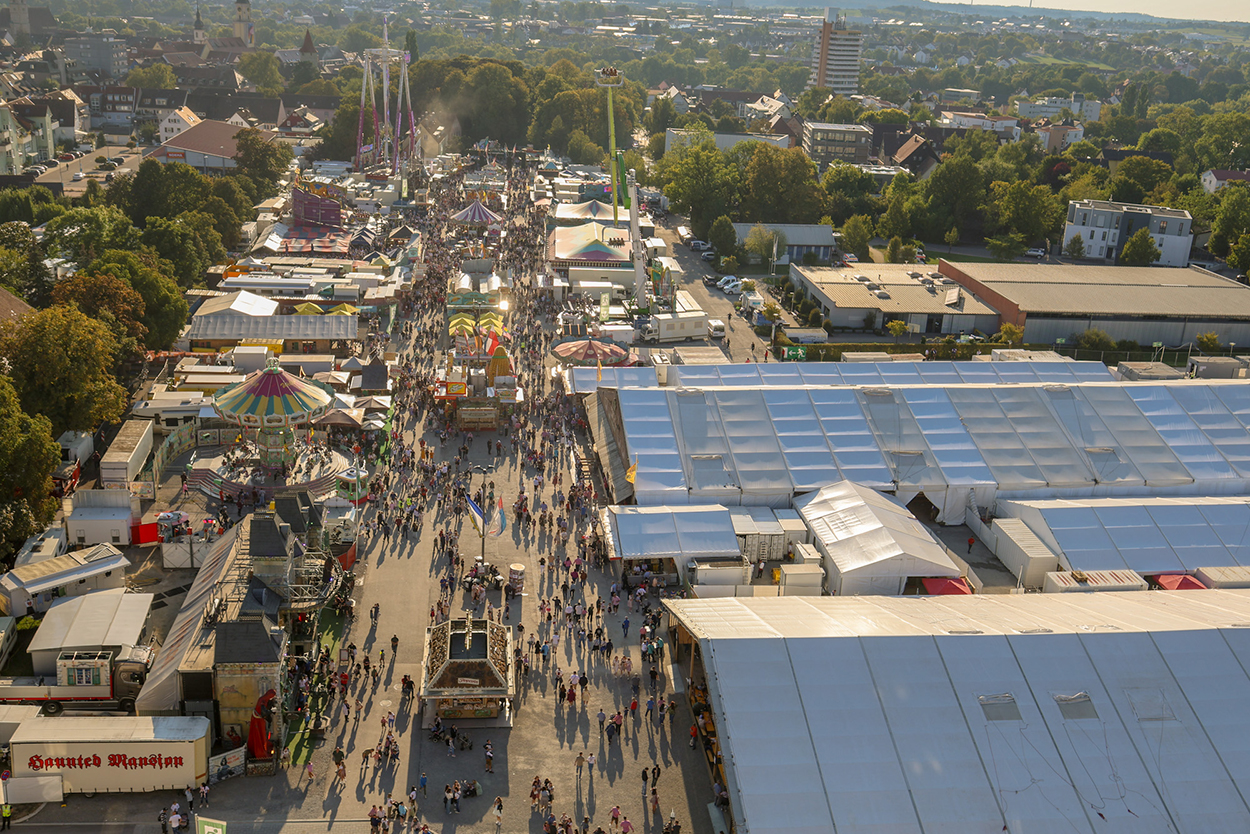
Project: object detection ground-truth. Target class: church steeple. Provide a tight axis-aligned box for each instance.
[192,2,206,45]
[233,0,254,48]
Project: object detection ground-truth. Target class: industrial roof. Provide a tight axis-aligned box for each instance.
[792,264,1000,316]
[187,314,358,342]
[10,716,211,744]
[944,262,1250,318]
[27,590,153,654]
[566,365,658,395]
[668,359,1113,388]
[4,545,128,595]
[667,591,1250,834]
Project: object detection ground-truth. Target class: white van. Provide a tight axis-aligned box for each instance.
[707,319,726,339]
[715,275,738,289]
[677,226,692,244]
[722,281,743,297]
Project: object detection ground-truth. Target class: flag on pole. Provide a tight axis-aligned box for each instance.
[467,496,486,537]
[597,359,603,382]
[490,497,507,536]
[625,455,638,484]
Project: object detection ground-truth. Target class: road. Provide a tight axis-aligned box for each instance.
[34,144,143,197]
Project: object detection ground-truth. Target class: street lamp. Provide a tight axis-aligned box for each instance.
[469,462,496,568]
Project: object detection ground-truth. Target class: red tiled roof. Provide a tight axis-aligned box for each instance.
[152,119,276,157]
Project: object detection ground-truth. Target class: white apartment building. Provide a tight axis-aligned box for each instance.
[807,10,862,96]
[1063,199,1193,267]
[159,106,201,142]
[936,110,1022,140]
[1017,94,1102,122]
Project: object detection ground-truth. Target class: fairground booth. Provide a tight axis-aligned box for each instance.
[419,618,516,726]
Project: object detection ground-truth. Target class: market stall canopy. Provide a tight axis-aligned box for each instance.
[331,303,360,314]
[354,396,392,412]
[212,358,334,428]
[340,356,364,371]
[312,370,351,387]
[1153,573,1208,590]
[553,199,616,222]
[450,199,502,226]
[921,576,972,595]
[314,407,365,428]
[551,337,629,366]
[294,302,323,315]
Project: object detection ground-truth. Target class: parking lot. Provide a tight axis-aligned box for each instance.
[32,144,143,197]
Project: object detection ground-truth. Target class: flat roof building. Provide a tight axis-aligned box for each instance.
[789,263,1000,335]
[1063,199,1193,267]
[801,121,872,169]
[939,260,1250,344]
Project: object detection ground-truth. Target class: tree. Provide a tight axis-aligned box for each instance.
[0,222,52,305]
[1119,227,1161,266]
[840,215,873,261]
[986,180,1062,245]
[1075,328,1116,352]
[1211,185,1250,259]
[287,61,320,92]
[405,29,419,63]
[140,216,212,288]
[233,128,294,198]
[1197,332,1222,354]
[0,377,59,562]
[743,223,786,264]
[944,226,959,253]
[42,206,138,265]
[986,233,1028,261]
[997,323,1024,346]
[647,95,677,135]
[566,130,604,165]
[1064,234,1087,261]
[658,138,736,239]
[1229,234,1250,274]
[925,155,984,237]
[237,52,285,97]
[51,270,147,349]
[708,215,738,258]
[88,250,187,350]
[877,197,909,240]
[739,145,824,224]
[338,24,380,52]
[720,255,739,273]
[123,64,176,89]
[0,305,126,435]
[466,63,530,145]
[886,236,903,263]
[886,319,909,342]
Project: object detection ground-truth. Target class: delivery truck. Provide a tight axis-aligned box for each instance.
[0,647,155,715]
[10,715,211,795]
[635,310,709,343]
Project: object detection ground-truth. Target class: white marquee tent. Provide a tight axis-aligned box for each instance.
[999,495,1250,574]
[600,379,1250,520]
[794,481,960,594]
[604,505,741,563]
[667,592,1250,834]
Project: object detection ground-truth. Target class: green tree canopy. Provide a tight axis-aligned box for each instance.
[1212,185,1250,258]
[743,223,786,262]
[51,270,147,347]
[986,180,1062,245]
[233,128,295,198]
[140,216,212,288]
[0,377,59,562]
[708,215,738,256]
[237,52,285,97]
[840,215,873,261]
[1119,227,1162,266]
[42,206,139,265]
[738,144,823,224]
[656,138,736,239]
[123,63,177,89]
[0,305,127,434]
[1229,234,1250,274]
[88,250,187,350]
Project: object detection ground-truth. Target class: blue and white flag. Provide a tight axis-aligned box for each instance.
[467,496,486,537]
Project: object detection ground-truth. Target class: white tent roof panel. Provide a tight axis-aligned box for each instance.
[667,594,1250,834]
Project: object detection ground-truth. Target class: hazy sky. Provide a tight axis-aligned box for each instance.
[977,0,1250,24]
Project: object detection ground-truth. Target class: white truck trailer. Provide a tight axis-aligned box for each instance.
[99,420,153,488]
[0,648,154,715]
[10,715,211,795]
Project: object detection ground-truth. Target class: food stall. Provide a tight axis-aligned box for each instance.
[419,618,516,724]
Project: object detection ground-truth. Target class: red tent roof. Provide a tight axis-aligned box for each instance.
[1153,573,1207,591]
[921,576,971,595]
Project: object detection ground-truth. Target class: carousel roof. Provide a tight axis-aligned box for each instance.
[450,199,502,226]
[213,358,334,428]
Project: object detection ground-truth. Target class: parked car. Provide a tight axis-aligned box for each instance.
[715,275,738,289]
[722,282,743,296]
[105,172,115,182]
[702,273,721,286]
[108,156,125,165]
[842,254,859,264]
[1026,247,1047,258]
[689,240,709,251]
[700,250,717,262]
[72,172,84,181]
[57,152,74,162]
[42,158,57,168]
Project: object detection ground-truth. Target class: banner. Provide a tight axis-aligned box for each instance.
[208,747,245,785]
[599,292,609,323]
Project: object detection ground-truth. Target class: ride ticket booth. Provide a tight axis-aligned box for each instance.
[419,618,516,726]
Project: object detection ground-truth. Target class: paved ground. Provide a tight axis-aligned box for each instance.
[26,298,715,833]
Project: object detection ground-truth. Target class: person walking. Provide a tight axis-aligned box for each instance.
[492,796,504,833]
[199,783,209,807]
[420,771,428,796]
[156,807,168,834]
[576,752,586,781]
[484,739,494,772]
[597,707,607,734]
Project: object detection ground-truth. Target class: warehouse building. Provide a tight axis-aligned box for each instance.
[788,263,1000,335]
[939,260,1250,345]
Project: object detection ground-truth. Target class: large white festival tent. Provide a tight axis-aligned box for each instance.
[667,592,1250,834]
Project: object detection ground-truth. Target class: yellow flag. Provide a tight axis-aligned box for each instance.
[625,456,637,484]
[597,359,603,382]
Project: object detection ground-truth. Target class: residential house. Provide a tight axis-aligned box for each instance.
[936,110,1021,141]
[201,37,253,64]
[173,65,244,91]
[665,128,790,155]
[1063,199,1193,267]
[74,84,137,132]
[277,106,320,135]
[18,91,84,144]
[1032,118,1084,153]
[1016,93,1102,121]
[1098,147,1173,175]
[890,133,941,179]
[279,93,339,124]
[63,33,128,80]
[1200,169,1250,194]
[159,105,201,142]
[186,91,283,126]
[743,94,792,123]
[8,99,56,161]
[801,121,872,170]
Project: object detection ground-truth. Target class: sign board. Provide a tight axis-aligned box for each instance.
[784,346,807,361]
[1152,342,1163,348]
[1055,338,1066,345]
[457,677,480,686]
[167,150,185,160]
[599,292,609,323]
[208,747,245,785]
[197,818,228,834]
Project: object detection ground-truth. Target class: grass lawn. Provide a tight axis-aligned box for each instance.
[283,608,348,765]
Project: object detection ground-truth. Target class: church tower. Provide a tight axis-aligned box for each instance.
[233,0,254,48]
[192,3,207,45]
[9,0,30,38]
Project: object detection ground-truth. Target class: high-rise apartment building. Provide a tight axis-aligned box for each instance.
[807,10,863,96]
